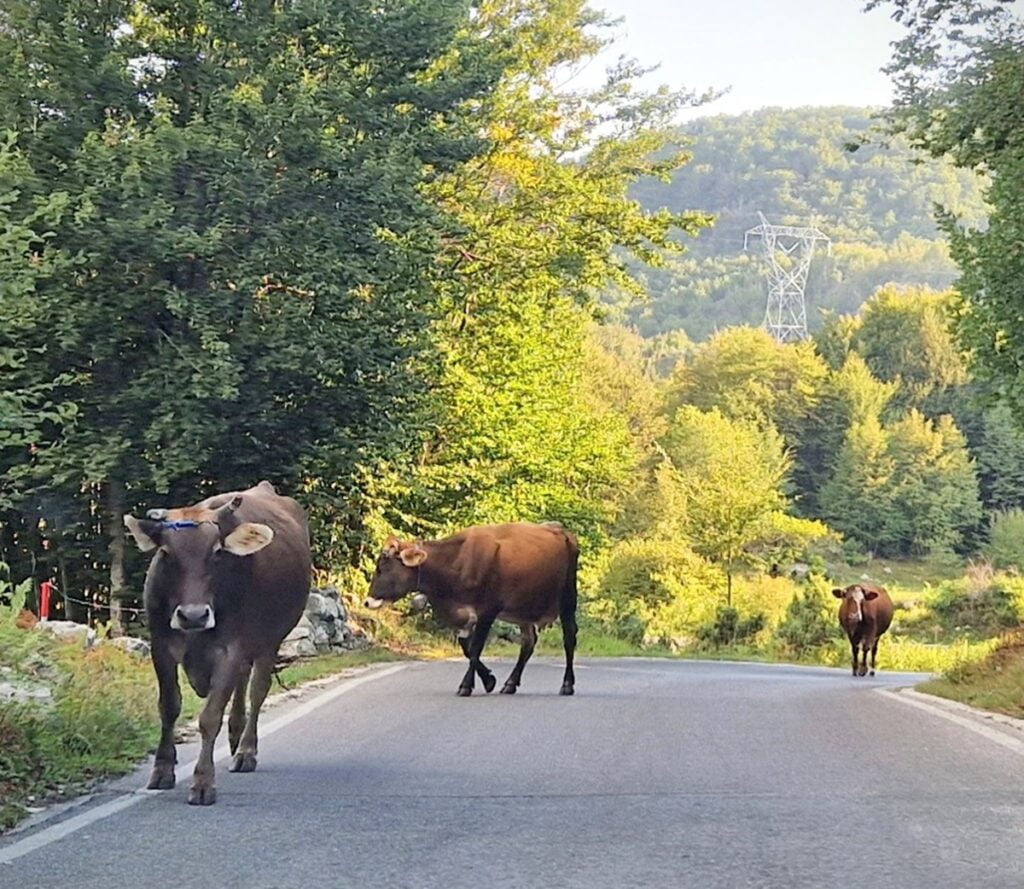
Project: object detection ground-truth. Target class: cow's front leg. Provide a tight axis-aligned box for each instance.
[189,652,242,805]
[148,640,182,791]
[231,655,274,773]
[458,632,496,693]
[458,614,496,697]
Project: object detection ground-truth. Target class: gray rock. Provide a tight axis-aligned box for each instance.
[37,620,96,648]
[108,636,151,658]
[0,679,52,704]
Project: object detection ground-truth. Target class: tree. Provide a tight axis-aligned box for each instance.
[820,409,982,556]
[381,0,713,547]
[663,406,790,604]
[0,1,500,613]
[851,284,968,414]
[868,0,1024,421]
[665,326,828,450]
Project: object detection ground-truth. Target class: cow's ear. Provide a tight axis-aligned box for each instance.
[399,545,427,568]
[863,590,879,601]
[124,515,161,552]
[384,535,402,557]
[831,588,844,599]
[222,522,274,556]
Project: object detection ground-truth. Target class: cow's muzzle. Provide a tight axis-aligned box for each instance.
[171,604,216,632]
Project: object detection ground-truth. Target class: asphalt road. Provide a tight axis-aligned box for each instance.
[2,658,1023,889]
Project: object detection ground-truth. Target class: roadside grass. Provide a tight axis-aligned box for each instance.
[0,580,407,832]
[917,631,1024,720]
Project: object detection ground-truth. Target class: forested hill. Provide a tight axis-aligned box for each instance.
[624,106,990,340]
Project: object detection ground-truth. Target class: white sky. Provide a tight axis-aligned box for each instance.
[583,0,904,116]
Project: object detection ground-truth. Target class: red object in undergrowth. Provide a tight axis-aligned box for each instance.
[39,580,54,621]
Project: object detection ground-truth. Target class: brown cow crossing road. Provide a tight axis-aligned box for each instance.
[2,659,1022,888]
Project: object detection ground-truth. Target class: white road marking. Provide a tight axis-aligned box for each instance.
[875,687,1024,757]
[0,663,407,865]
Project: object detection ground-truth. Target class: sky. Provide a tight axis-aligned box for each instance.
[582,0,904,117]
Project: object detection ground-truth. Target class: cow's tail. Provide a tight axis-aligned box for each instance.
[558,530,579,695]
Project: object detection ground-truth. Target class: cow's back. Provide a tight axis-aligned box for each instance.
[864,587,894,638]
[213,484,311,656]
[462,522,574,625]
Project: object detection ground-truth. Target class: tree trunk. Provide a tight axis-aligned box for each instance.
[107,479,126,636]
[726,570,733,609]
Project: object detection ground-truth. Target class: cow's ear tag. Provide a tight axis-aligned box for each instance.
[223,522,274,556]
[399,545,427,568]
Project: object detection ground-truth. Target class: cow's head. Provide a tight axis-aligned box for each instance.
[124,496,274,632]
[832,585,878,624]
[364,536,427,609]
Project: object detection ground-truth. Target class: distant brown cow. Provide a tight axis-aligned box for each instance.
[125,481,310,805]
[365,522,579,696]
[832,583,894,677]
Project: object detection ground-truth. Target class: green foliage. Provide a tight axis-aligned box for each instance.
[663,405,790,592]
[620,106,987,339]
[870,1,1024,437]
[0,0,503,594]
[850,285,968,413]
[695,606,766,649]
[776,587,839,655]
[929,571,1024,636]
[976,405,1024,512]
[820,409,982,556]
[983,510,1024,571]
[587,536,722,645]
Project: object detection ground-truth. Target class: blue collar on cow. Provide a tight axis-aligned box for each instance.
[160,520,203,530]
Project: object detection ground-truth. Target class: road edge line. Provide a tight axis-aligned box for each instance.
[874,687,1024,757]
[0,662,407,866]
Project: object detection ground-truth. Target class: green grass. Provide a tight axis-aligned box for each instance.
[826,552,965,592]
[917,632,1024,719]
[0,609,404,832]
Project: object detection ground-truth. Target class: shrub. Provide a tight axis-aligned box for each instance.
[695,606,766,648]
[776,588,838,655]
[984,509,1024,571]
[588,537,722,644]
[930,575,1021,635]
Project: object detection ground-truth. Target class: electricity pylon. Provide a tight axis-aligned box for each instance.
[744,212,831,342]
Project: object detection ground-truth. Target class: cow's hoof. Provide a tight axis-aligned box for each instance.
[230,752,257,773]
[499,683,517,695]
[857,668,868,677]
[147,768,175,791]
[559,684,575,696]
[482,674,497,694]
[187,784,217,806]
[456,686,472,697]
[869,670,876,677]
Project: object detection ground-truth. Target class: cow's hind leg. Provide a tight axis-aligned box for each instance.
[869,640,879,677]
[458,634,496,693]
[849,639,859,677]
[560,569,578,696]
[500,624,537,694]
[857,640,871,677]
[189,652,242,805]
[228,661,251,756]
[148,641,181,791]
[458,614,496,697]
[231,655,274,773]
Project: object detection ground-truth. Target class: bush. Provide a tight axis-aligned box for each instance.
[587,537,722,644]
[696,606,766,648]
[984,509,1024,571]
[930,573,1021,636]
[776,588,838,655]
